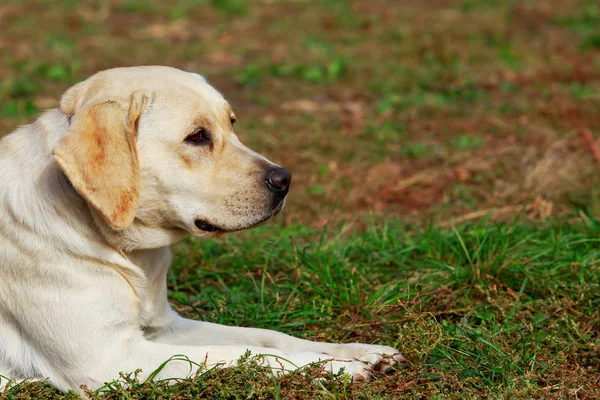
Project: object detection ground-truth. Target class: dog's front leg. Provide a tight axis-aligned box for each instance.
[150,315,404,372]
[8,261,372,392]
[118,340,374,384]
[138,248,403,376]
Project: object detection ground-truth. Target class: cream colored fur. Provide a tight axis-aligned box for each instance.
[0,66,402,393]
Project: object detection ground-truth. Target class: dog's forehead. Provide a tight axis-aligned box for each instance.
[87,66,230,110]
[153,69,231,114]
[158,84,231,123]
[136,68,216,99]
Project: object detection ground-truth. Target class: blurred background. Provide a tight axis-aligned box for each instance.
[1,0,600,226]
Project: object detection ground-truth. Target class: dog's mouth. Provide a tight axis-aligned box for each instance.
[194,206,283,235]
[194,220,222,232]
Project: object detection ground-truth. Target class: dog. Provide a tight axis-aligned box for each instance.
[0,66,403,393]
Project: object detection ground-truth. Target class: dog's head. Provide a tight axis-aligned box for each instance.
[52,66,291,246]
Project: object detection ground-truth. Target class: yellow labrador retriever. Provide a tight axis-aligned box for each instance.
[0,66,402,392]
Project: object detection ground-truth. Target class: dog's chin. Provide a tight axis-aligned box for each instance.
[192,215,269,236]
[193,201,285,236]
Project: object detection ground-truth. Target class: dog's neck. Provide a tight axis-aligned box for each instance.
[95,212,190,253]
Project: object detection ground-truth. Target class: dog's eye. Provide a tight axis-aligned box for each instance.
[230,117,236,125]
[185,128,211,145]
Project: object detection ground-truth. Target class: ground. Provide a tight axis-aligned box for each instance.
[0,0,599,399]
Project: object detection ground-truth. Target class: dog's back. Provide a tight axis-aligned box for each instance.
[0,116,52,382]
[0,110,82,384]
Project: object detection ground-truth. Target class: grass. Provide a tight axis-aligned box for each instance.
[2,217,599,398]
[1,0,600,398]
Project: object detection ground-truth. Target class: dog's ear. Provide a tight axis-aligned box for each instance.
[53,91,149,230]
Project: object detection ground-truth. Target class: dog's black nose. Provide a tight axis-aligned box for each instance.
[266,167,291,195]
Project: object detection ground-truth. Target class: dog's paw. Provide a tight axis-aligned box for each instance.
[326,343,404,371]
[278,351,373,382]
[325,358,373,382]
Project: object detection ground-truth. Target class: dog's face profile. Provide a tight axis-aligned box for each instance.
[134,72,291,236]
[53,66,290,242]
